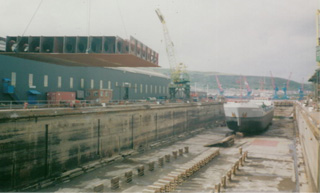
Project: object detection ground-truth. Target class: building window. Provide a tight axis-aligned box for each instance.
[29,74,33,88]
[91,79,94,89]
[150,85,153,93]
[163,86,165,94]
[159,85,161,94]
[11,72,16,87]
[116,82,118,87]
[44,75,48,87]
[155,85,157,94]
[70,77,73,89]
[100,80,103,89]
[140,84,143,93]
[108,81,111,89]
[145,84,148,93]
[81,78,84,89]
[135,83,137,93]
[58,76,62,88]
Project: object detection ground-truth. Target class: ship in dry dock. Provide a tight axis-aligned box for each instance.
[223,100,274,133]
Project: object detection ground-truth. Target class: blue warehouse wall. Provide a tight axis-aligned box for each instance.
[0,55,170,101]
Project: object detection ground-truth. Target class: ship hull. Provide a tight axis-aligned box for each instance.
[225,109,274,133]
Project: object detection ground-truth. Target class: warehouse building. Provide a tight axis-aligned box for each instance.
[0,55,170,102]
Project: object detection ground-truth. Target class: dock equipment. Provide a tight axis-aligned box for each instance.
[155,9,190,101]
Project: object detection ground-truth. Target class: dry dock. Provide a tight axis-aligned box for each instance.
[0,102,319,192]
[35,103,317,192]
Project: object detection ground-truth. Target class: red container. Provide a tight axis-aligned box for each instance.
[47,92,75,104]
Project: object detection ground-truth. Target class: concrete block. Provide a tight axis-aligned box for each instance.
[227,170,232,180]
[146,185,162,193]
[137,165,145,176]
[148,161,155,171]
[172,151,178,159]
[125,171,133,183]
[215,183,221,193]
[110,177,120,190]
[142,189,158,193]
[184,146,189,153]
[221,175,226,188]
[165,154,171,162]
[179,148,183,156]
[239,147,242,155]
[93,183,104,192]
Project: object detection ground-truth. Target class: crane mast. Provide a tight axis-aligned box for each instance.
[243,76,252,96]
[215,75,224,95]
[155,9,190,101]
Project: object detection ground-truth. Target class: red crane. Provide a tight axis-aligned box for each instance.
[243,76,252,96]
[215,75,224,95]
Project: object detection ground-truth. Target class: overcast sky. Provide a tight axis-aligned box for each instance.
[0,0,319,82]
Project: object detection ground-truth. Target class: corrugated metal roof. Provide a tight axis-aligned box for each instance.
[0,53,159,67]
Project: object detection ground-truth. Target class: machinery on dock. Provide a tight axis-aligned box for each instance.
[270,72,279,99]
[281,72,292,100]
[155,9,190,102]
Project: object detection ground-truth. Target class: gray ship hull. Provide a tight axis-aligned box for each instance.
[225,109,274,133]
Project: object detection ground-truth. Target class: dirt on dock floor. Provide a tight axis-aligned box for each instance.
[38,107,302,193]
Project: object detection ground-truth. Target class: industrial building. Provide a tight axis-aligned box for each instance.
[0,54,170,102]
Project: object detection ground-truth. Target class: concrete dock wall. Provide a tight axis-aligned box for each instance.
[0,102,224,191]
[295,104,320,192]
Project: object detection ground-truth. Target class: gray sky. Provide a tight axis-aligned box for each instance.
[0,0,319,82]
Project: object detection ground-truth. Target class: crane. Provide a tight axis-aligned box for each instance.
[215,75,224,96]
[155,9,190,101]
[243,76,252,97]
[270,71,279,99]
[282,72,292,99]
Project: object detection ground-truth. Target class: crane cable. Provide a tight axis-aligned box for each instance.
[14,0,44,52]
[116,0,128,38]
[86,0,91,53]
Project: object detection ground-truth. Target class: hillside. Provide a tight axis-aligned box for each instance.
[142,68,312,91]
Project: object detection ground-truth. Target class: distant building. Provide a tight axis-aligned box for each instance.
[0,55,170,102]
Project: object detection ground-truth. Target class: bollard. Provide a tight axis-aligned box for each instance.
[111,177,120,190]
[137,165,145,176]
[179,149,183,156]
[125,171,133,183]
[227,170,232,180]
[239,147,242,155]
[158,157,164,167]
[245,151,248,158]
[172,151,178,159]
[165,154,171,162]
[215,183,221,193]
[184,146,189,153]
[148,161,155,171]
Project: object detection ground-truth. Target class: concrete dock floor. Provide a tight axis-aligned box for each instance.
[38,107,304,192]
